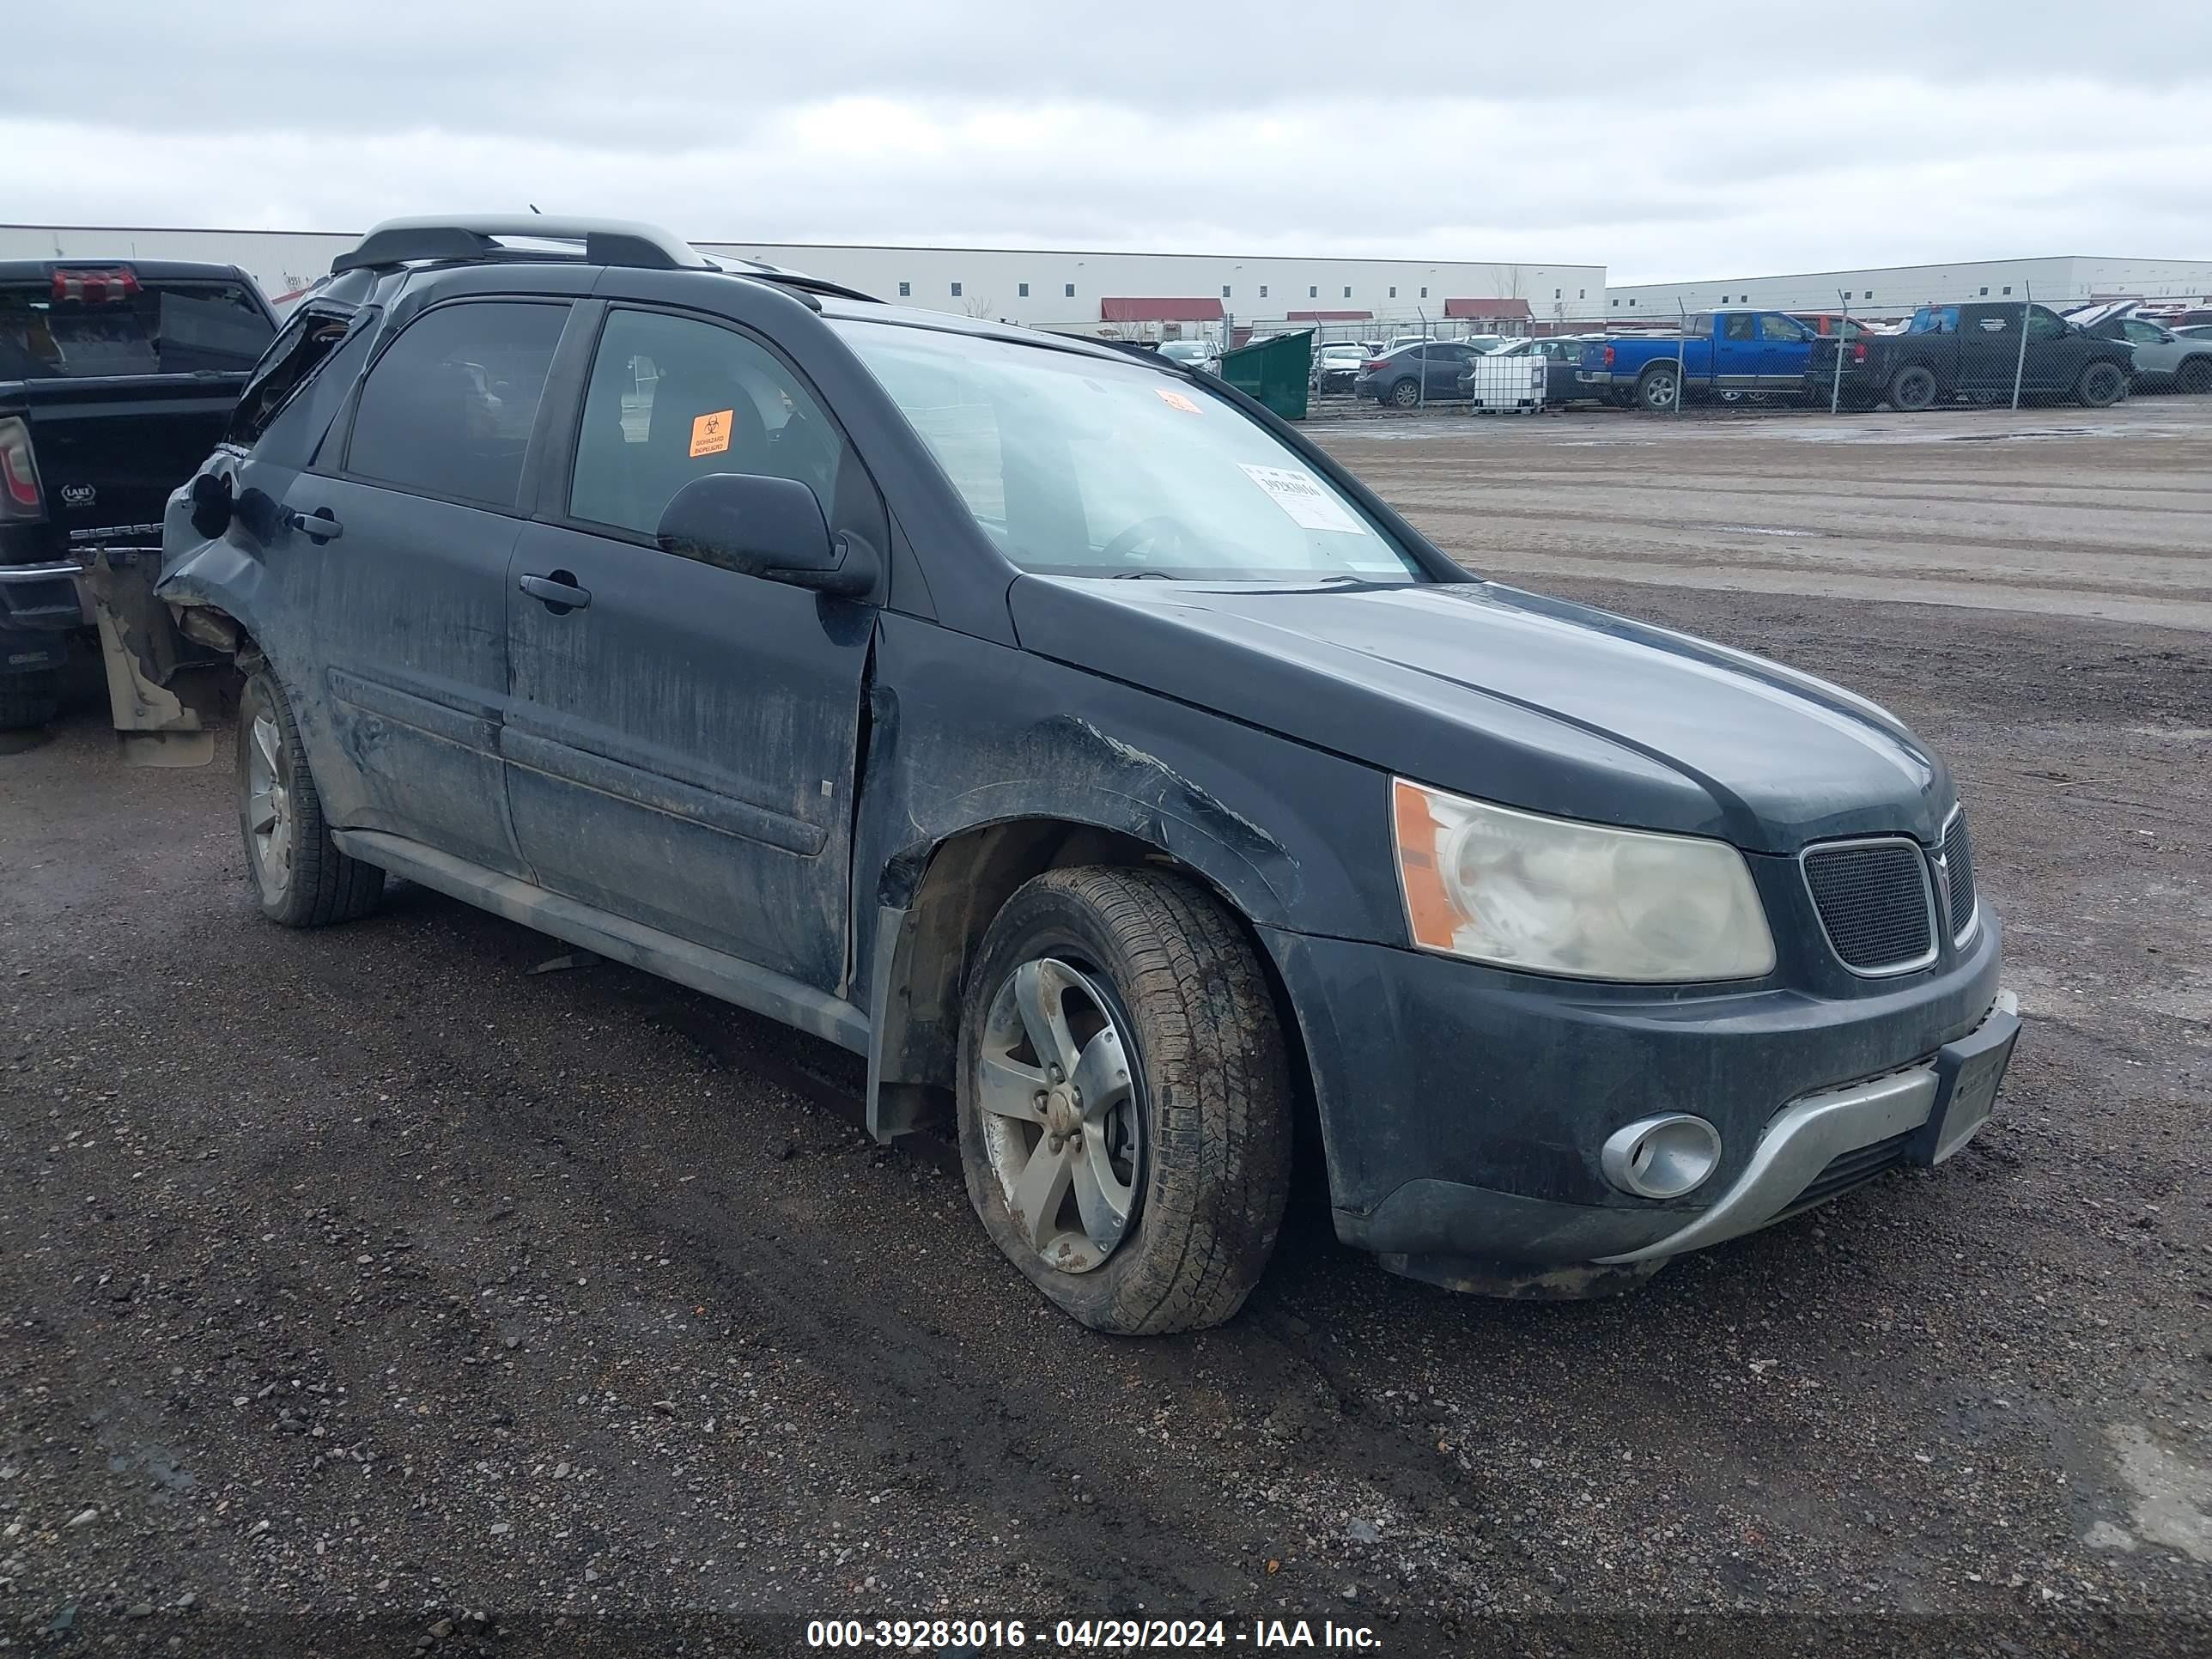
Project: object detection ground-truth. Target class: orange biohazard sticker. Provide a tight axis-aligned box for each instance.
[689,409,734,458]
[1155,388,1201,414]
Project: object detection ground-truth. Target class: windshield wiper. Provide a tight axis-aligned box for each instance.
[1108,569,1182,580]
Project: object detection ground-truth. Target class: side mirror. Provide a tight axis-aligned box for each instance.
[655,472,878,599]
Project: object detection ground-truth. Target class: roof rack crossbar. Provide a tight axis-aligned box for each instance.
[331,216,714,275]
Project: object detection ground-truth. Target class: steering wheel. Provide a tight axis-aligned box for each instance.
[1100,514,1192,567]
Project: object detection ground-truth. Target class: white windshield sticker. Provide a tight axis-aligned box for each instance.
[1237,464,1364,534]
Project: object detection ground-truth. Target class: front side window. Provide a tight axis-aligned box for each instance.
[569,308,851,540]
[2025,308,2067,341]
[2121,319,2165,343]
[346,301,566,508]
[1760,313,1812,342]
[836,320,1427,584]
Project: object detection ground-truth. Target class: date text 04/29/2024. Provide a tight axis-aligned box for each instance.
[804,1618,1385,1649]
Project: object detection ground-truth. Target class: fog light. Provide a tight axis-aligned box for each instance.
[1601,1115,1723,1200]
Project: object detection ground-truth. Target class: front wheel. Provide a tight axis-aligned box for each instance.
[237,670,386,927]
[957,866,1291,1335]
[2075,361,2127,408]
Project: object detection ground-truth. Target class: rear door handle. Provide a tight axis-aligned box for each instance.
[519,570,591,614]
[287,507,343,543]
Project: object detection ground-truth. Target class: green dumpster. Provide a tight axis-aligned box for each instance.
[1217,329,1313,421]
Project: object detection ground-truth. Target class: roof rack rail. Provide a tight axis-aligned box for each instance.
[331,216,714,276]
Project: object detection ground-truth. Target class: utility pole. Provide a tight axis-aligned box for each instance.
[2011,282,2033,411]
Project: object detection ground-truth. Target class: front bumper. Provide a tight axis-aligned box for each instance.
[1261,910,2012,1289]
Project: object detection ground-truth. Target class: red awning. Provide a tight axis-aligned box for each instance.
[1285,309,1371,322]
[1099,297,1224,323]
[1444,298,1534,320]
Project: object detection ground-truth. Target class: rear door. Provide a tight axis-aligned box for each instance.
[1712,313,1760,390]
[1956,305,2018,392]
[280,296,570,872]
[502,303,880,994]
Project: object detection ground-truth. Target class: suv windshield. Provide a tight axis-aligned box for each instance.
[0,278,272,379]
[836,321,1429,583]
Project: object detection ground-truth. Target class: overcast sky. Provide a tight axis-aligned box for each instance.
[7,2,2207,283]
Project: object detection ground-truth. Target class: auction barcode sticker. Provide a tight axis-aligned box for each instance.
[1237,464,1364,533]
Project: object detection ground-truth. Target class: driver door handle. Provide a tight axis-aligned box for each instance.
[519,571,591,613]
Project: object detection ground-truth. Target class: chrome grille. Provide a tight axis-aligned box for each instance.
[1802,838,1936,975]
[1940,809,1977,940]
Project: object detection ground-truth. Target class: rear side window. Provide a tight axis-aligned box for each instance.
[345,302,567,509]
[0,276,274,379]
[228,308,358,448]
[1723,314,1756,341]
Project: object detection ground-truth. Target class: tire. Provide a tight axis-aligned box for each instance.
[1887,364,1938,412]
[956,866,1292,1336]
[0,669,60,731]
[1636,366,1680,411]
[2075,361,2127,409]
[237,669,385,927]
[2178,357,2212,395]
[1387,377,1421,409]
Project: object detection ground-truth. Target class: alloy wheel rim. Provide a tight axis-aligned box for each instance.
[976,957,1144,1274]
[244,709,294,901]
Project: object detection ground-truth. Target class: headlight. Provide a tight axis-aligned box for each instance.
[1391,779,1775,982]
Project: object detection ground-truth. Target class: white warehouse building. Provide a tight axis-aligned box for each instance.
[0,222,1607,339]
[1606,255,2212,324]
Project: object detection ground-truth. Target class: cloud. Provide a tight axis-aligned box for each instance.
[4,1,2208,281]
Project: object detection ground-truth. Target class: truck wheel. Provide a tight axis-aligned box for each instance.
[237,669,385,928]
[1636,367,1680,410]
[1887,365,1938,412]
[2075,362,2127,408]
[2179,358,2212,395]
[956,866,1291,1336]
[1387,378,1421,409]
[0,669,60,731]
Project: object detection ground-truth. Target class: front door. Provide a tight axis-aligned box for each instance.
[278,297,569,873]
[502,305,880,994]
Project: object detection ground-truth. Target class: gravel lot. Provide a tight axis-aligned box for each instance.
[3,398,2208,1656]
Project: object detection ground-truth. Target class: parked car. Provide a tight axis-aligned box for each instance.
[1810,302,2134,411]
[1310,342,1367,394]
[1157,338,1219,374]
[1355,339,1491,407]
[109,214,2019,1337]
[2173,323,2212,343]
[2063,303,2212,394]
[1457,337,1600,407]
[0,258,279,728]
[1578,311,1819,410]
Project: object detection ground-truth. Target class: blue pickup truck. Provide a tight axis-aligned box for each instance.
[1579,310,1820,410]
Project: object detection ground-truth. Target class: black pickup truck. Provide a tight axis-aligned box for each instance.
[1808,301,2134,413]
[0,260,278,727]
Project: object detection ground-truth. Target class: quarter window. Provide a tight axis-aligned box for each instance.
[345,301,566,509]
[568,309,853,542]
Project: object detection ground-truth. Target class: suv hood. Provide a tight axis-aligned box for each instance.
[1009,575,1948,854]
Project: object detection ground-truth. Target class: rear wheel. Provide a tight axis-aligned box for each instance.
[2075,361,2127,409]
[0,669,60,732]
[237,669,386,927]
[1387,377,1421,409]
[1887,365,1938,412]
[2178,357,2212,395]
[956,866,1291,1336]
[1636,366,1680,410]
